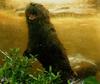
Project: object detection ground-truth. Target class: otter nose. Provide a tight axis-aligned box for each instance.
[28,14,37,20]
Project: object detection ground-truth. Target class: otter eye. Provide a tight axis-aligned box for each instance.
[26,13,31,17]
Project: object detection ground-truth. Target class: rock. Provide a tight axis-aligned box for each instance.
[69,54,97,79]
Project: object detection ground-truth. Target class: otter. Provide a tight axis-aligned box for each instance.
[23,3,76,83]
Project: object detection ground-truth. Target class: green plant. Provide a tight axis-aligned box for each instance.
[0,48,61,84]
[1,48,99,84]
[83,76,100,84]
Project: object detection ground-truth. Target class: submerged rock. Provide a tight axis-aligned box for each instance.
[69,54,97,79]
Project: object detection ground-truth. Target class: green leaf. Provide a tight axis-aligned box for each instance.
[84,76,100,84]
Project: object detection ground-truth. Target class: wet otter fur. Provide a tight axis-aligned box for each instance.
[24,3,76,83]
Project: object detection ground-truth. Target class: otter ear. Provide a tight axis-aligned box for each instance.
[30,2,34,6]
[30,2,37,6]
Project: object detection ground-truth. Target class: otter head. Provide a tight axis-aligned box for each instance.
[25,3,50,23]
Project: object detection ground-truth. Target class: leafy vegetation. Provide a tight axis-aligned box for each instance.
[0,48,61,84]
[0,48,99,84]
[83,76,100,84]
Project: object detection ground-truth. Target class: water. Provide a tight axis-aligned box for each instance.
[51,15,100,81]
[0,0,100,82]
